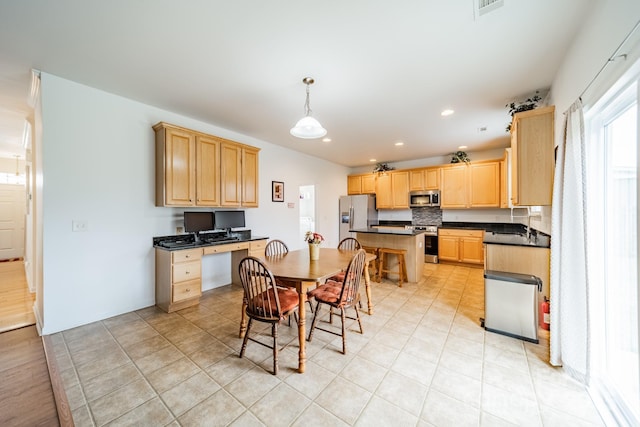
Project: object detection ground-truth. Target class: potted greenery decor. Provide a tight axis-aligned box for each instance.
[505,91,542,132]
[373,162,394,173]
[450,151,470,163]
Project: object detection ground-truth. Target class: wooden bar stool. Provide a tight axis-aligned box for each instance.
[378,248,407,287]
[361,245,380,282]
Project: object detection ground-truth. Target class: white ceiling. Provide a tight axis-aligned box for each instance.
[0,1,594,167]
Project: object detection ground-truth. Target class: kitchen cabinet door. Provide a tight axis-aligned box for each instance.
[424,167,440,190]
[348,175,362,194]
[510,105,555,206]
[391,171,409,209]
[242,146,259,207]
[220,141,242,207]
[375,173,392,208]
[361,174,376,194]
[409,169,425,191]
[155,125,196,206]
[460,236,484,264]
[439,229,484,265]
[196,135,220,206]
[469,161,500,207]
[440,165,467,208]
[438,235,460,262]
[348,173,376,195]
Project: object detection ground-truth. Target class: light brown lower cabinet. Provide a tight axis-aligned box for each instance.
[155,248,203,313]
[484,243,551,305]
[155,239,267,313]
[438,229,484,265]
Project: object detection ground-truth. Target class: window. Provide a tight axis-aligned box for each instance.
[586,76,639,425]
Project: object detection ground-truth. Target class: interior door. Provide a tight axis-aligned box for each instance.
[0,184,26,260]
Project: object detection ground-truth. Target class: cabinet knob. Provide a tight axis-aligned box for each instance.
[185,271,190,275]
[186,255,190,258]
[186,288,190,292]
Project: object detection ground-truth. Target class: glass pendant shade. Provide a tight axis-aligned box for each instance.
[290,115,327,139]
[291,77,327,139]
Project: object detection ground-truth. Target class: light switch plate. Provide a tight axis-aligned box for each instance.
[72,220,88,232]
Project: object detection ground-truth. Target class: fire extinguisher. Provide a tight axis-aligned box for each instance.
[540,296,550,330]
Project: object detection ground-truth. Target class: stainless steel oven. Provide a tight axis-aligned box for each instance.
[406,225,439,263]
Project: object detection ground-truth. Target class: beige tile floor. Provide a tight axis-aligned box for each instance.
[48,263,605,426]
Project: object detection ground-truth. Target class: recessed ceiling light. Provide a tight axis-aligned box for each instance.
[458,145,468,150]
[322,137,332,142]
[394,141,404,146]
[441,109,455,116]
[369,159,377,162]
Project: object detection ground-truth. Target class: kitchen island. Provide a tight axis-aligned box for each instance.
[350,227,425,283]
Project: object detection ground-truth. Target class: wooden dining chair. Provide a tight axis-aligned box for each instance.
[264,239,300,286]
[264,239,313,315]
[327,237,362,283]
[337,237,361,251]
[265,239,289,257]
[307,249,366,354]
[238,256,299,375]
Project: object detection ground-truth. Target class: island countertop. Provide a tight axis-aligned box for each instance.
[349,227,424,236]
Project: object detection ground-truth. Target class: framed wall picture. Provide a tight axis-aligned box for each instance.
[272,181,284,202]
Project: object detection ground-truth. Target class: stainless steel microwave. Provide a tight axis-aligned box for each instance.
[409,190,440,208]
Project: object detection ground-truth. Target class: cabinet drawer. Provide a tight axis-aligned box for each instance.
[250,240,267,251]
[439,229,483,238]
[172,280,201,302]
[203,241,250,255]
[172,260,201,283]
[172,248,202,263]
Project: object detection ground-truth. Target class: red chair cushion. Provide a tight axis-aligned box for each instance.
[307,280,342,304]
[251,288,299,318]
[327,272,346,283]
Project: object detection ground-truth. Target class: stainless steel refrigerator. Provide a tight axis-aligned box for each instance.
[339,195,378,241]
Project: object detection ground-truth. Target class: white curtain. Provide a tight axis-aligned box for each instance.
[550,99,590,383]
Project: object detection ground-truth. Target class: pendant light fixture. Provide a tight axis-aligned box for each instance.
[290,77,327,139]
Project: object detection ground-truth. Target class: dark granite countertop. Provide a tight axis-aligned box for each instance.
[153,231,268,251]
[350,227,424,236]
[440,222,550,248]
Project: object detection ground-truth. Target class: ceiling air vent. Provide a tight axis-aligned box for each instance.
[474,0,504,19]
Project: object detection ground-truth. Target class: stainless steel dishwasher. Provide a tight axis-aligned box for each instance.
[483,270,542,343]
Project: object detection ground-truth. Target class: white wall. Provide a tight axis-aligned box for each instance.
[551,0,640,114]
[39,73,349,334]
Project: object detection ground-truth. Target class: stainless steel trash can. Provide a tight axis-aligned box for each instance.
[483,270,542,343]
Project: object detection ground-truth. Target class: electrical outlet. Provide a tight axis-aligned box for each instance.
[72,220,88,232]
[176,226,184,234]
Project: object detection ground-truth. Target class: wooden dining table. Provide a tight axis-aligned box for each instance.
[238,247,376,373]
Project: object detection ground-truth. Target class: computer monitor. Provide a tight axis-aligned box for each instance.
[214,210,245,233]
[183,211,214,241]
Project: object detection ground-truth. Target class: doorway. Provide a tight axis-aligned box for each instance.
[0,158,33,332]
[299,185,316,244]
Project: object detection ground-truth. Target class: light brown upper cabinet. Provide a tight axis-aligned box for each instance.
[195,135,220,206]
[155,123,196,206]
[154,122,259,208]
[440,165,468,208]
[220,142,260,207]
[469,161,500,208]
[241,146,259,207]
[409,167,440,191]
[510,105,555,206]
[347,173,376,195]
[440,161,501,209]
[375,171,409,209]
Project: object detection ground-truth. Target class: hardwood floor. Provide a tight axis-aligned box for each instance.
[0,260,36,333]
[0,261,70,426]
[0,325,59,426]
